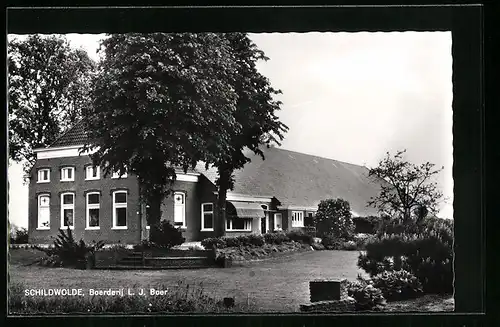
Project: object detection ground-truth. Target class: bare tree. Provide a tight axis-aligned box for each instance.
[368,150,444,222]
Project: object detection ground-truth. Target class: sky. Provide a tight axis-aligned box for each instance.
[7,32,453,228]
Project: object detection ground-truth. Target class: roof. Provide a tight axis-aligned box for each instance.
[49,120,87,147]
[196,146,384,217]
[44,123,383,216]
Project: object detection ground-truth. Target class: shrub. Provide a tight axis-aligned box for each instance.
[246,234,265,246]
[221,236,240,247]
[201,237,227,249]
[371,270,423,301]
[303,226,317,237]
[34,228,105,268]
[9,227,29,244]
[352,216,381,234]
[149,220,185,249]
[311,243,325,251]
[340,240,358,251]
[286,230,314,245]
[314,198,355,240]
[345,279,386,311]
[354,233,377,250]
[320,233,343,250]
[358,219,453,294]
[133,240,155,251]
[264,232,290,245]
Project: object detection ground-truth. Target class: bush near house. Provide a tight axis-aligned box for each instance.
[201,231,313,250]
[34,228,105,268]
[9,227,29,244]
[285,230,314,245]
[352,216,381,234]
[358,217,453,294]
[149,220,185,249]
[314,198,355,241]
[263,231,289,245]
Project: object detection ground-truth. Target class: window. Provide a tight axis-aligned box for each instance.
[274,213,282,231]
[61,167,75,182]
[201,203,214,231]
[226,218,252,231]
[291,211,304,227]
[173,192,186,228]
[60,193,75,229]
[85,165,100,180]
[86,192,100,229]
[37,169,50,183]
[112,169,127,179]
[112,191,127,229]
[37,194,50,229]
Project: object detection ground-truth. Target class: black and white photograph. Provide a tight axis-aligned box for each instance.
[8,24,455,314]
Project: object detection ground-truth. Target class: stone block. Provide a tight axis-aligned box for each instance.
[310,279,341,303]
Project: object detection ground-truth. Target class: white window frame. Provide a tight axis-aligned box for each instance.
[201,203,214,231]
[60,167,75,182]
[173,192,186,229]
[291,211,304,228]
[60,192,75,230]
[37,194,51,230]
[85,165,100,180]
[226,218,252,231]
[86,192,101,230]
[274,213,283,231]
[112,190,128,229]
[112,169,128,179]
[37,169,50,183]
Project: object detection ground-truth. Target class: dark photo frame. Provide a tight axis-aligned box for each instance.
[5,3,489,327]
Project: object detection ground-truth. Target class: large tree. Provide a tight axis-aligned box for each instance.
[367,150,444,222]
[82,33,242,230]
[211,33,288,236]
[8,35,96,174]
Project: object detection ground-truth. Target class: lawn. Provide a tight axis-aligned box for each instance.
[9,248,366,312]
[9,248,454,313]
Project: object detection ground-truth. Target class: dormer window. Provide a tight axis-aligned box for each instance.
[85,165,100,180]
[61,167,75,182]
[37,169,50,183]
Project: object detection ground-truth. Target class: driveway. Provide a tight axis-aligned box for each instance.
[10,249,365,312]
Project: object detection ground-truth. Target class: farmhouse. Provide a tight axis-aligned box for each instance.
[28,121,383,244]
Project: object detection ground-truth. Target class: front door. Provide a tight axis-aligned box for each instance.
[261,217,266,234]
[274,213,282,231]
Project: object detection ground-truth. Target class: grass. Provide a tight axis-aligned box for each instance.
[9,248,366,312]
[385,294,454,312]
[8,248,454,313]
[9,280,256,314]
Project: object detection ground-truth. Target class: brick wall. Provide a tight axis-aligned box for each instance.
[28,156,141,244]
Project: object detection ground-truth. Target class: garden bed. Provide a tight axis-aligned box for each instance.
[215,241,312,263]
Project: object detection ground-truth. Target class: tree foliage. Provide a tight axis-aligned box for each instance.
[8,35,96,173]
[210,33,288,236]
[314,198,354,240]
[367,150,444,222]
[82,33,244,227]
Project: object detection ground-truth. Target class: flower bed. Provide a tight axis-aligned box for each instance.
[215,241,311,263]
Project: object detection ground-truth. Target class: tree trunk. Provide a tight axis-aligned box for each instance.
[215,169,231,238]
[146,191,164,241]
